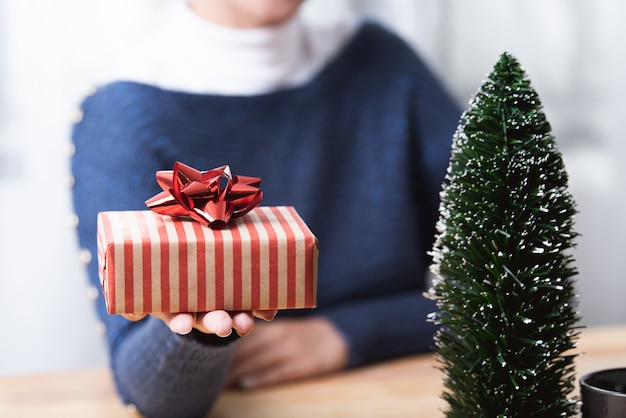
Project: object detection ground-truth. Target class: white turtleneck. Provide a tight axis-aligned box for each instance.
[100,0,359,96]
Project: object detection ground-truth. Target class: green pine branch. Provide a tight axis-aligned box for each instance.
[429,52,581,417]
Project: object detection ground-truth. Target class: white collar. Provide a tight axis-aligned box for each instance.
[100,0,358,95]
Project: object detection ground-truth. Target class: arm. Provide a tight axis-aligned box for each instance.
[71,83,235,418]
[330,51,461,368]
[227,42,461,384]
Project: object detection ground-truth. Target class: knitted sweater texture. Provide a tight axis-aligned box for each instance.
[72,22,460,418]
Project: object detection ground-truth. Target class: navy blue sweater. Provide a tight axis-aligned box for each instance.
[72,22,460,418]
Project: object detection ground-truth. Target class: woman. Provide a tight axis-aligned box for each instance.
[71,0,461,416]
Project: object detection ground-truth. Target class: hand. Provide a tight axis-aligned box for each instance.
[122,310,277,337]
[226,317,349,389]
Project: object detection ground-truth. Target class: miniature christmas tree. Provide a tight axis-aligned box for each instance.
[429,52,581,417]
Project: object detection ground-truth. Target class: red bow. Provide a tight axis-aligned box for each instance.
[145,162,263,227]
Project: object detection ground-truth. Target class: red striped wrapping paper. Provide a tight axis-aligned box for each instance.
[97,206,318,314]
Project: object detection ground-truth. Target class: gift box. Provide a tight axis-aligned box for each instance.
[97,206,318,314]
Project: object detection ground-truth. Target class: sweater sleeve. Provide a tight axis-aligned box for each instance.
[71,84,234,418]
[320,292,438,368]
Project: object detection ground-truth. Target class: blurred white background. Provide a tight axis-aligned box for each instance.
[1,0,624,376]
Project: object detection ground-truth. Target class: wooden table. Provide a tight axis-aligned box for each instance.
[1,325,624,418]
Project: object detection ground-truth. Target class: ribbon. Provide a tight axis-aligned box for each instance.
[145,162,263,227]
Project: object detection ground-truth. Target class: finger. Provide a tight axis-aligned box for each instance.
[228,329,284,384]
[163,312,195,335]
[228,349,284,388]
[121,313,148,322]
[231,312,255,337]
[199,310,233,337]
[230,321,276,360]
[253,310,278,321]
[237,359,305,389]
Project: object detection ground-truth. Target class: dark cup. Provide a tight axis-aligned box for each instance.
[581,368,626,417]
